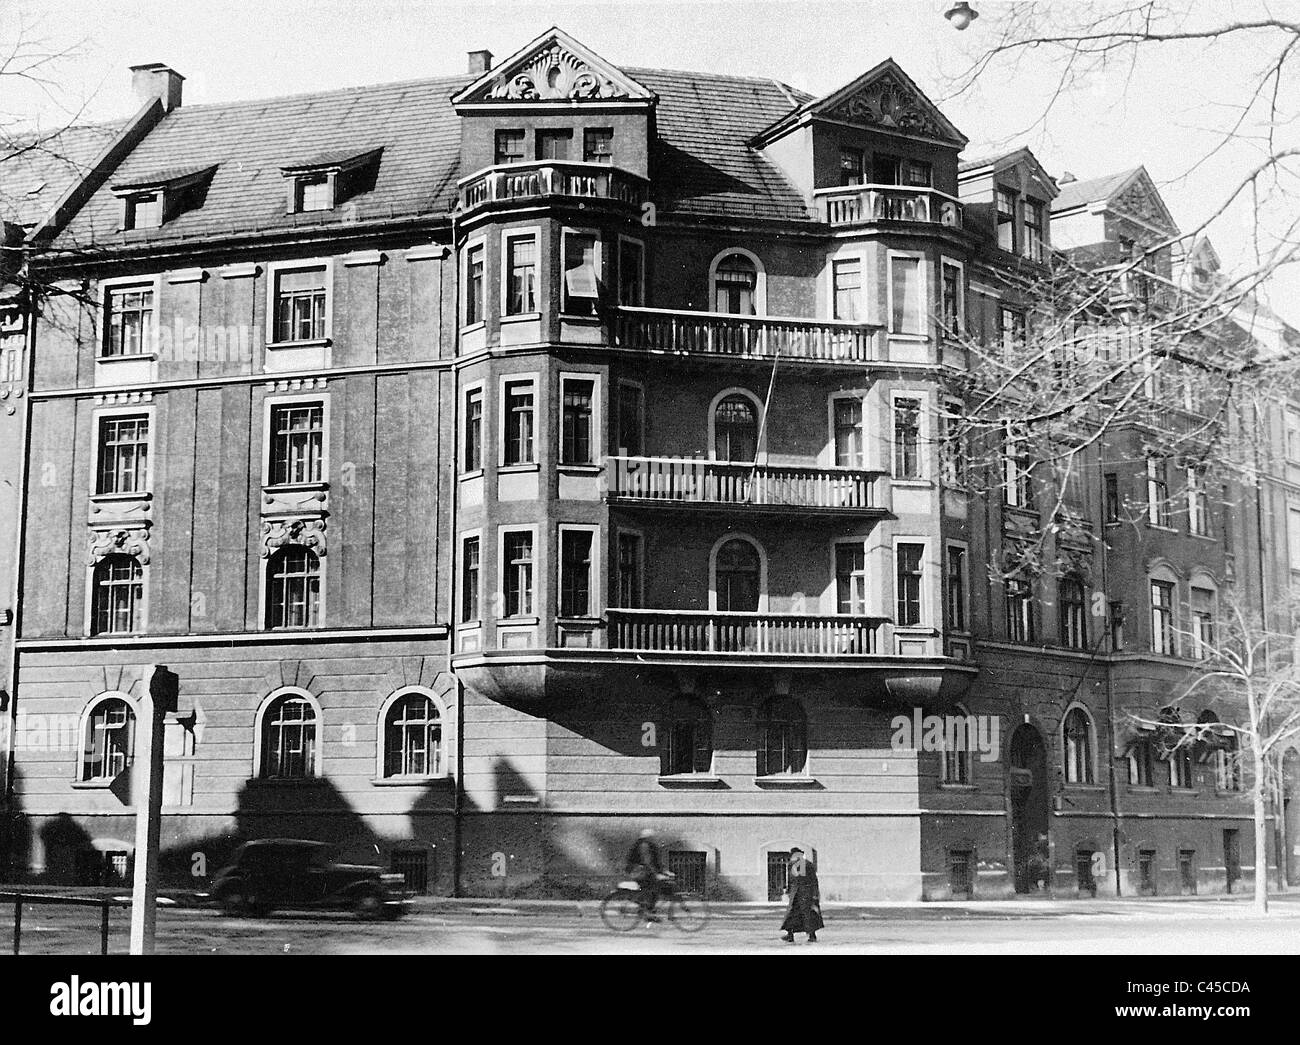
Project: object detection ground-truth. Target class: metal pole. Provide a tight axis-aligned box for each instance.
[100,898,110,955]
[12,894,20,955]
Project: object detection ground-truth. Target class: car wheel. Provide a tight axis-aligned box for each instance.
[353,890,384,919]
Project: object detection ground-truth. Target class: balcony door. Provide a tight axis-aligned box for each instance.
[713,253,757,315]
[714,538,760,612]
[714,394,758,462]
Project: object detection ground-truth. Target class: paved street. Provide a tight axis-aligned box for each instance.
[4,894,1300,955]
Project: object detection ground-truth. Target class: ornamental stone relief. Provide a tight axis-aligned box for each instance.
[1113,182,1175,233]
[825,74,945,138]
[488,44,626,100]
[87,526,151,566]
[261,517,327,558]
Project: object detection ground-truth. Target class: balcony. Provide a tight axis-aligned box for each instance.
[614,306,880,364]
[816,184,963,229]
[457,161,648,213]
[608,456,887,516]
[606,609,888,656]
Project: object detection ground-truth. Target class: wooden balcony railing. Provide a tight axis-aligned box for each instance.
[458,161,648,211]
[614,306,879,363]
[816,184,963,228]
[606,609,887,656]
[608,456,885,512]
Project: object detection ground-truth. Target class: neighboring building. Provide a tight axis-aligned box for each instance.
[0,28,1289,898]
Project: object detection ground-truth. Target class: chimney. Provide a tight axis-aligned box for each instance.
[467,50,493,75]
[130,63,184,112]
[1059,171,1077,184]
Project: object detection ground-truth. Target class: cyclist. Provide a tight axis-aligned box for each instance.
[625,828,670,921]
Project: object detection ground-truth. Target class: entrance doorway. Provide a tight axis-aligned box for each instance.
[1009,724,1050,893]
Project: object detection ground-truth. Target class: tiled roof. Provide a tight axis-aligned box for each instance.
[1051,168,1141,213]
[48,65,811,252]
[1,122,124,227]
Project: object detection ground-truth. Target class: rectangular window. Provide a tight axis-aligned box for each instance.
[273,267,327,343]
[505,235,538,315]
[1005,576,1035,643]
[1289,506,1300,572]
[996,189,1017,252]
[1187,467,1210,536]
[1147,458,1171,527]
[839,148,864,186]
[1104,473,1120,523]
[495,129,526,165]
[559,528,594,617]
[832,258,862,321]
[465,243,485,326]
[1003,427,1034,509]
[941,261,962,335]
[1109,601,1125,651]
[1286,409,1300,463]
[583,128,613,164]
[902,159,932,187]
[503,379,535,466]
[1023,199,1045,261]
[127,192,163,229]
[835,542,867,615]
[561,377,595,465]
[947,545,967,631]
[296,175,332,212]
[896,543,924,626]
[97,415,149,494]
[617,531,643,607]
[833,398,863,468]
[536,129,572,161]
[1130,742,1155,787]
[562,232,600,315]
[618,238,644,307]
[617,382,644,456]
[889,256,923,334]
[502,531,534,617]
[1059,577,1087,649]
[461,536,480,622]
[104,285,154,357]
[1191,586,1215,659]
[1000,306,1026,350]
[1151,580,1176,655]
[463,387,483,472]
[893,396,921,479]
[941,400,965,485]
[269,402,324,485]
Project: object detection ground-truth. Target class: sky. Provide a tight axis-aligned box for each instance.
[4,0,1297,324]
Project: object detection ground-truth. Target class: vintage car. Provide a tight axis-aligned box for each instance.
[208,839,410,918]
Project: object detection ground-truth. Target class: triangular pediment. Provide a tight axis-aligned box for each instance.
[451,28,655,106]
[1106,167,1178,236]
[754,59,966,148]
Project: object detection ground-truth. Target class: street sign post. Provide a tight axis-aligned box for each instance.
[130,664,177,955]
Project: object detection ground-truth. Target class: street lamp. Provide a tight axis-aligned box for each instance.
[944,2,979,29]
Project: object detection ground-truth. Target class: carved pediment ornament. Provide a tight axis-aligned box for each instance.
[87,526,151,566]
[488,44,627,101]
[261,517,327,558]
[1113,182,1174,233]
[825,74,943,138]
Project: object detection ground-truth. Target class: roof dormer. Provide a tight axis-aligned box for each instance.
[110,164,216,231]
[280,148,383,215]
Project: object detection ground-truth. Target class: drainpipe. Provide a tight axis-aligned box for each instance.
[446,207,464,898]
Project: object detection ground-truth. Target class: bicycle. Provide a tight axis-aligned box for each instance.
[599,873,710,932]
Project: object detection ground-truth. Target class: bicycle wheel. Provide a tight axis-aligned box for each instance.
[599,889,644,932]
[667,893,710,933]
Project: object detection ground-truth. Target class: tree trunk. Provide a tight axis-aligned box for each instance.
[1253,755,1270,914]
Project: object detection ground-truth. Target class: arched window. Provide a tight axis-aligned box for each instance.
[1063,706,1094,784]
[712,252,758,315]
[940,704,974,786]
[757,697,807,776]
[91,554,143,635]
[383,691,444,778]
[664,696,713,776]
[266,546,321,629]
[714,538,761,612]
[82,698,135,781]
[713,393,758,462]
[260,692,318,779]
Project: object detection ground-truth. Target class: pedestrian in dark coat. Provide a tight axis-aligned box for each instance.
[780,848,823,942]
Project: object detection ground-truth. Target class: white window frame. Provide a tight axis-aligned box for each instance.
[708,386,765,463]
[708,532,768,613]
[1147,457,1173,528]
[460,379,486,477]
[376,686,450,781]
[252,686,323,778]
[557,523,601,619]
[1285,407,1300,464]
[1187,465,1210,537]
[560,227,603,316]
[1149,565,1179,656]
[85,550,149,639]
[77,691,139,783]
[1288,504,1300,573]
[828,536,869,616]
[1189,575,1218,660]
[941,396,966,486]
[498,524,541,620]
[827,247,867,323]
[498,371,540,468]
[885,249,927,339]
[261,390,330,488]
[939,256,965,337]
[558,371,602,467]
[500,226,542,319]
[461,234,487,330]
[615,526,646,608]
[459,528,484,624]
[892,535,931,628]
[265,258,334,347]
[90,403,156,497]
[945,539,970,633]
[707,247,767,316]
[1060,702,1098,785]
[259,541,326,632]
[890,388,930,481]
[938,701,975,786]
[616,234,646,307]
[827,391,868,469]
[98,274,162,360]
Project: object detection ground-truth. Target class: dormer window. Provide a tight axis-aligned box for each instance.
[1023,199,1045,262]
[996,188,1017,252]
[111,164,216,231]
[280,148,382,215]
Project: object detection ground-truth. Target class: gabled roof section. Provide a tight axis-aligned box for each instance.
[111,163,216,194]
[451,27,655,106]
[751,58,967,149]
[1052,166,1178,236]
[279,147,382,176]
[958,146,1058,199]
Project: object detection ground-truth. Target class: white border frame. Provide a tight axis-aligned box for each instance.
[1060,701,1099,786]
[77,690,138,783]
[459,528,484,624]
[708,386,765,463]
[885,249,927,339]
[259,541,327,632]
[90,402,156,497]
[98,273,163,360]
[261,389,331,488]
[945,539,970,633]
[461,379,486,476]
[498,371,541,468]
[252,686,324,779]
[85,550,149,639]
[461,234,488,330]
[557,523,601,618]
[892,535,931,628]
[264,257,334,347]
[826,247,868,323]
[557,371,603,467]
[708,532,768,612]
[826,391,868,469]
[939,256,965,338]
[826,536,869,616]
[500,225,543,319]
[498,523,541,619]
[707,247,767,316]
[890,388,931,481]
[375,686,452,781]
[559,226,603,316]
